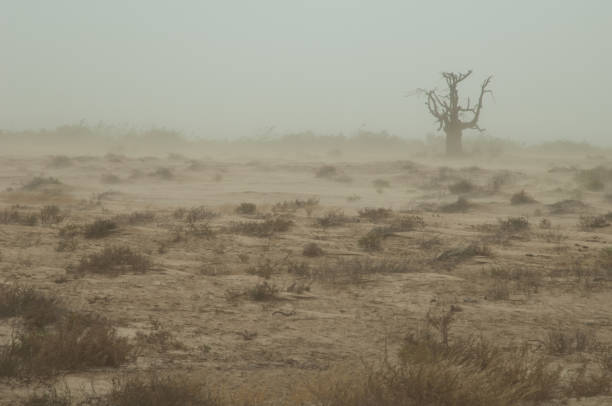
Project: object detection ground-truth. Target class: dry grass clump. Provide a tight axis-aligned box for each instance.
[387,215,426,232]
[236,202,257,215]
[358,207,393,222]
[439,196,471,213]
[0,284,64,329]
[83,219,118,239]
[510,190,538,205]
[316,210,352,228]
[303,242,325,257]
[448,179,476,194]
[315,165,352,183]
[228,217,293,237]
[1,311,130,378]
[0,206,39,226]
[579,214,610,230]
[72,246,151,275]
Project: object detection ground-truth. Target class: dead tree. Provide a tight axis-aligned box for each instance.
[422,71,492,156]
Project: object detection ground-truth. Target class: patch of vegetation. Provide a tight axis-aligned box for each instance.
[387,215,426,232]
[83,219,118,238]
[302,242,325,257]
[510,190,537,205]
[544,329,599,355]
[247,281,279,301]
[72,246,151,275]
[246,259,278,279]
[236,202,257,215]
[273,197,319,215]
[315,165,339,179]
[358,227,390,252]
[228,217,293,237]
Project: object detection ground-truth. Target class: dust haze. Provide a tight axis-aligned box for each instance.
[1,2,612,405]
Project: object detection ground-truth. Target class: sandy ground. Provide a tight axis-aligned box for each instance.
[0,149,611,404]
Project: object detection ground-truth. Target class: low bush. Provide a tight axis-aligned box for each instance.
[440,197,471,213]
[358,207,393,222]
[236,202,257,215]
[579,215,610,230]
[228,218,293,237]
[316,210,352,228]
[302,242,325,257]
[448,179,476,194]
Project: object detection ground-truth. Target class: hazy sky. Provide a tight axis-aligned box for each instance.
[1,1,610,144]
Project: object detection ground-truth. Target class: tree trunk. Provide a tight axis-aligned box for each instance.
[445,128,463,156]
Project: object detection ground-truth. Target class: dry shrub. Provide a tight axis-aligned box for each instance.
[510,190,537,205]
[246,259,278,279]
[440,196,471,213]
[316,165,339,179]
[73,246,151,275]
[358,207,393,222]
[564,365,611,398]
[387,215,426,232]
[236,202,257,215]
[303,242,325,257]
[316,210,352,228]
[21,386,72,406]
[47,155,73,168]
[83,219,118,238]
[372,178,390,191]
[228,217,293,237]
[485,281,511,301]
